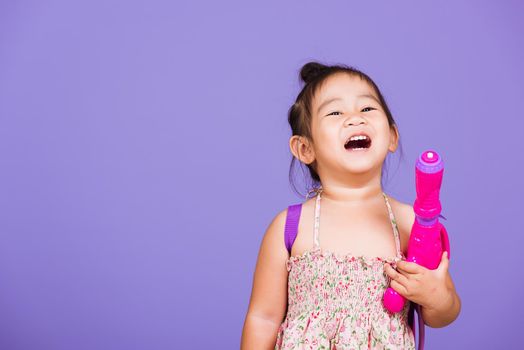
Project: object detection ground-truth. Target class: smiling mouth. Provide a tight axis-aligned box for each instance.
[344,136,372,150]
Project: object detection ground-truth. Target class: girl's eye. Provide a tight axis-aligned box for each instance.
[328,107,375,116]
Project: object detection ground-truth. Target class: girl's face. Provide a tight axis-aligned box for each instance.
[307,73,398,179]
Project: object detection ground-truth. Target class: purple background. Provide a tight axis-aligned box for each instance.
[1,1,522,349]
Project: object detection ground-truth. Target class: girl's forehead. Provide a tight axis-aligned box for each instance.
[316,73,374,100]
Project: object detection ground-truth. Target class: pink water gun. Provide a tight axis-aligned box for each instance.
[383,150,451,349]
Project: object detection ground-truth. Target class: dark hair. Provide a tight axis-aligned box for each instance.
[288,61,404,198]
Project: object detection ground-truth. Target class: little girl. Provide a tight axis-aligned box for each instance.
[241,62,461,349]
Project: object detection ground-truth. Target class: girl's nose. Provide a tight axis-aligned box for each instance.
[344,115,367,126]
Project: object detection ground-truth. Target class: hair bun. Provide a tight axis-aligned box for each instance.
[300,61,329,84]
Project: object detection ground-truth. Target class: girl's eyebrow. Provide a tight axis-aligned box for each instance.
[316,94,380,114]
[358,94,381,104]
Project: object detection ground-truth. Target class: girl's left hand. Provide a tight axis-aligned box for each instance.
[384,252,452,310]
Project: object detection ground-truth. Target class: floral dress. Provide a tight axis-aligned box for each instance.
[275,189,416,349]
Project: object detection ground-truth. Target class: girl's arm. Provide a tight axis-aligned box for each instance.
[419,263,461,328]
[241,209,289,349]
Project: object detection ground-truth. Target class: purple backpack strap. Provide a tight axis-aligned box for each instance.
[284,204,302,254]
[408,302,425,350]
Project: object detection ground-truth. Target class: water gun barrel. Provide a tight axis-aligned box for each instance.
[414,151,444,222]
[408,151,445,269]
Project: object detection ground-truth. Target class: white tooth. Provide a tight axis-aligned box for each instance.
[349,135,368,141]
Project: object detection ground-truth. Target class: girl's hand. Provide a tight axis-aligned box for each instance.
[384,252,452,311]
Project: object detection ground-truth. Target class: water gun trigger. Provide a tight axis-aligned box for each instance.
[439,223,450,260]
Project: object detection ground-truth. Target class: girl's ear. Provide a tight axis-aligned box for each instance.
[289,135,316,165]
[388,125,399,153]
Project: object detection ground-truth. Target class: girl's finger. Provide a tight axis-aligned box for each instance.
[384,264,409,286]
[437,251,450,273]
[390,279,408,298]
[396,260,423,274]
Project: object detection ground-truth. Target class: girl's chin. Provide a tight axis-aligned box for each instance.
[343,167,375,175]
[341,157,378,173]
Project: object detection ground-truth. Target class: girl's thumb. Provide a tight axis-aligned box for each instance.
[438,251,449,271]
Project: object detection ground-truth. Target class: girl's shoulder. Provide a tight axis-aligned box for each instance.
[269,197,314,252]
[263,199,310,251]
[385,195,416,245]
[276,197,316,222]
[386,195,415,221]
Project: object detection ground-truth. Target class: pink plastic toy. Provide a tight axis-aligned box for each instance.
[383,150,451,350]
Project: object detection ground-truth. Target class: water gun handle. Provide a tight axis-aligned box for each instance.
[440,222,450,259]
[412,222,450,350]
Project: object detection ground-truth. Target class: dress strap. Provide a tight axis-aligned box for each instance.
[382,192,403,259]
[313,188,322,248]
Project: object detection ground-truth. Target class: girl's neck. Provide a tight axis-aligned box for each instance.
[318,184,384,206]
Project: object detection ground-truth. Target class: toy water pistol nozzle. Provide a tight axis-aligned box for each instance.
[383,150,451,313]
